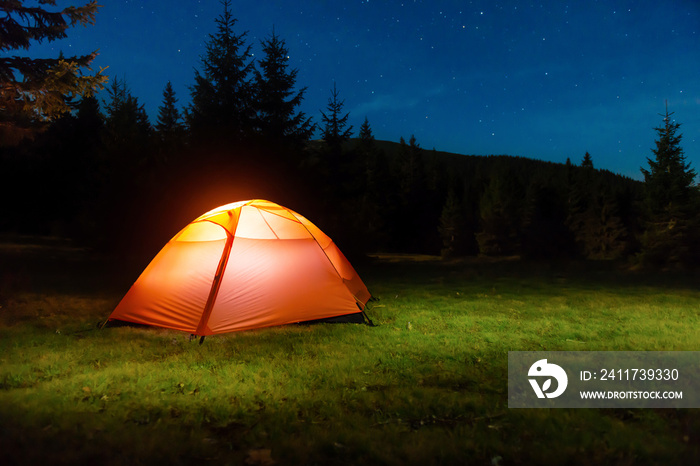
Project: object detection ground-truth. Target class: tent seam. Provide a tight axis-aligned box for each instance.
[287,208,367,309]
[195,210,240,335]
[255,207,281,240]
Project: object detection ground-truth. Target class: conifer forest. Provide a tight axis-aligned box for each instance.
[2,1,698,270]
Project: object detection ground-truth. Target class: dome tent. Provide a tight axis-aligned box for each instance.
[106,200,372,337]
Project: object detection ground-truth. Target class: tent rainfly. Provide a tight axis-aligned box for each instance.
[106,200,372,337]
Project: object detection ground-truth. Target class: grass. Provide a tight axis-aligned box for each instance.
[1,241,699,465]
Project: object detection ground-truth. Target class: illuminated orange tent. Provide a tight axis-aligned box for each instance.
[106,200,372,336]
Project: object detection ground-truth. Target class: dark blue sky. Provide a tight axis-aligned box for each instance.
[30,0,700,180]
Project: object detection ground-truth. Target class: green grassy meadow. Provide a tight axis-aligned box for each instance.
[1,240,699,465]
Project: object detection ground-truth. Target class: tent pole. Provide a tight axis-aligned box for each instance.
[194,209,240,339]
[195,230,234,337]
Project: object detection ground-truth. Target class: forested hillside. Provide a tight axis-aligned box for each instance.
[0,122,643,263]
[2,1,697,270]
[312,137,644,261]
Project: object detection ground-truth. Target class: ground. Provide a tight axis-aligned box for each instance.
[0,236,698,465]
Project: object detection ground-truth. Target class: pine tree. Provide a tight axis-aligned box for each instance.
[439,187,468,258]
[315,81,354,205]
[76,94,103,136]
[0,0,107,143]
[476,169,523,256]
[396,135,436,252]
[520,179,573,260]
[585,193,629,259]
[102,77,152,168]
[72,94,104,198]
[320,82,353,154]
[399,135,425,199]
[93,77,153,251]
[188,0,255,144]
[641,106,697,215]
[354,117,375,194]
[639,105,699,268]
[155,81,185,161]
[156,82,183,134]
[358,117,373,147]
[581,152,594,169]
[355,117,392,249]
[253,29,314,150]
[102,77,127,120]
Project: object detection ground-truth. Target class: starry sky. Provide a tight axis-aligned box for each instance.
[27,0,700,180]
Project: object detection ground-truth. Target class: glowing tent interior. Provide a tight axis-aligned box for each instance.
[106,200,372,335]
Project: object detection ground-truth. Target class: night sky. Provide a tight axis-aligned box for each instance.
[29,0,700,180]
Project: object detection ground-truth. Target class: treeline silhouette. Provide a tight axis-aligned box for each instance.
[1,2,697,270]
[0,106,644,263]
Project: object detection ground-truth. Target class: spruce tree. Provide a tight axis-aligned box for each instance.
[641,107,697,215]
[439,187,468,258]
[521,180,574,260]
[581,151,594,169]
[586,192,629,259]
[75,94,103,138]
[316,81,354,205]
[639,105,699,268]
[96,77,153,251]
[156,82,183,135]
[253,29,314,150]
[188,0,255,145]
[72,94,104,205]
[399,135,426,199]
[0,0,107,143]
[320,82,353,154]
[355,117,375,194]
[358,117,373,148]
[355,117,392,249]
[155,81,185,161]
[396,135,434,252]
[102,77,152,169]
[567,176,629,260]
[476,169,523,256]
[31,95,104,235]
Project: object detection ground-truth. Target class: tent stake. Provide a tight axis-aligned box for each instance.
[362,310,376,327]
